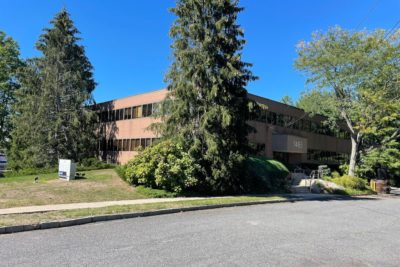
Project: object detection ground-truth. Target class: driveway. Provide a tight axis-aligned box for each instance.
[1,197,399,266]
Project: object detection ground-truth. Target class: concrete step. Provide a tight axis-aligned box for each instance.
[292,178,314,187]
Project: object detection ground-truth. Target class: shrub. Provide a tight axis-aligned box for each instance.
[135,186,178,198]
[331,171,341,178]
[122,142,289,195]
[245,156,290,193]
[115,165,127,180]
[124,140,200,193]
[331,175,368,190]
[78,157,115,171]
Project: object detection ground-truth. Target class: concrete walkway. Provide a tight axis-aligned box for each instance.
[0,197,208,215]
[1,193,373,216]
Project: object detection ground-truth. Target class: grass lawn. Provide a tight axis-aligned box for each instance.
[0,169,147,209]
[0,196,286,227]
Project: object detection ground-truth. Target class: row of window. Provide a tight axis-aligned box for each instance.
[98,101,349,140]
[98,103,159,122]
[99,138,160,152]
[307,149,349,164]
[251,109,350,139]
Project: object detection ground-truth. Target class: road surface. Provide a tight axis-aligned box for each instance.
[1,196,400,266]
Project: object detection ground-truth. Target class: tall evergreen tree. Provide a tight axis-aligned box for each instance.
[165,0,256,193]
[0,31,22,150]
[9,9,97,169]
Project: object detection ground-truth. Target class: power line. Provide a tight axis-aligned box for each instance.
[356,0,382,29]
[384,19,400,40]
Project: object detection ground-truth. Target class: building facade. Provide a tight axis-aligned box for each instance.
[96,89,351,167]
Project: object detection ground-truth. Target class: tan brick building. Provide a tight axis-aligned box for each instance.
[96,89,351,167]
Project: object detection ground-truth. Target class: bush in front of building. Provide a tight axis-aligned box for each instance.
[244,156,290,193]
[121,141,290,195]
[331,175,368,191]
[78,157,115,171]
[123,140,201,193]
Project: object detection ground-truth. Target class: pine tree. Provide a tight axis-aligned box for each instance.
[9,59,46,169]
[0,31,21,151]
[9,9,97,169]
[165,0,256,193]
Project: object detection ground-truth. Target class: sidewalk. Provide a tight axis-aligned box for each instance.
[0,193,361,216]
[0,197,207,215]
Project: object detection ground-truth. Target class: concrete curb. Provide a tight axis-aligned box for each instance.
[0,194,352,235]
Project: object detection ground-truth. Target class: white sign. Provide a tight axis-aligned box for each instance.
[59,159,76,180]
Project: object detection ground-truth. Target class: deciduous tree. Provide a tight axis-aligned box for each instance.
[296,27,400,176]
[0,31,22,150]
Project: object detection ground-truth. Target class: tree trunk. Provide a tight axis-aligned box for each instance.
[348,133,359,177]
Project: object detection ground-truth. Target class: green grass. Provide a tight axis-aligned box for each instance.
[0,196,286,227]
[0,169,148,209]
[330,187,376,196]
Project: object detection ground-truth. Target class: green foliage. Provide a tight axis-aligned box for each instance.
[122,141,289,195]
[3,167,58,178]
[162,0,257,194]
[281,95,294,106]
[124,140,201,193]
[358,141,400,186]
[245,157,290,193]
[331,175,368,191]
[115,165,127,180]
[331,171,340,178]
[0,31,22,150]
[135,186,178,198]
[8,9,97,170]
[296,27,400,176]
[78,157,114,171]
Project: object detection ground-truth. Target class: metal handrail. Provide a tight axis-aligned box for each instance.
[308,170,319,192]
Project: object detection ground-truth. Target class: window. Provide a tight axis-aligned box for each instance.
[140,138,146,148]
[133,106,142,118]
[307,149,349,164]
[145,138,152,147]
[123,139,130,151]
[110,110,115,121]
[117,140,123,151]
[277,114,285,126]
[142,104,153,117]
[124,108,132,120]
[142,105,148,117]
[115,110,119,121]
[130,139,139,151]
[267,112,277,125]
[152,103,160,114]
[132,106,138,118]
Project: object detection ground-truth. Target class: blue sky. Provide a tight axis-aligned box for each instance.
[1,0,399,103]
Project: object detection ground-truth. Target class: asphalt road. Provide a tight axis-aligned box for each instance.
[1,197,400,267]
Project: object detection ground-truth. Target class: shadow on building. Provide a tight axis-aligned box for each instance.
[96,101,119,164]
